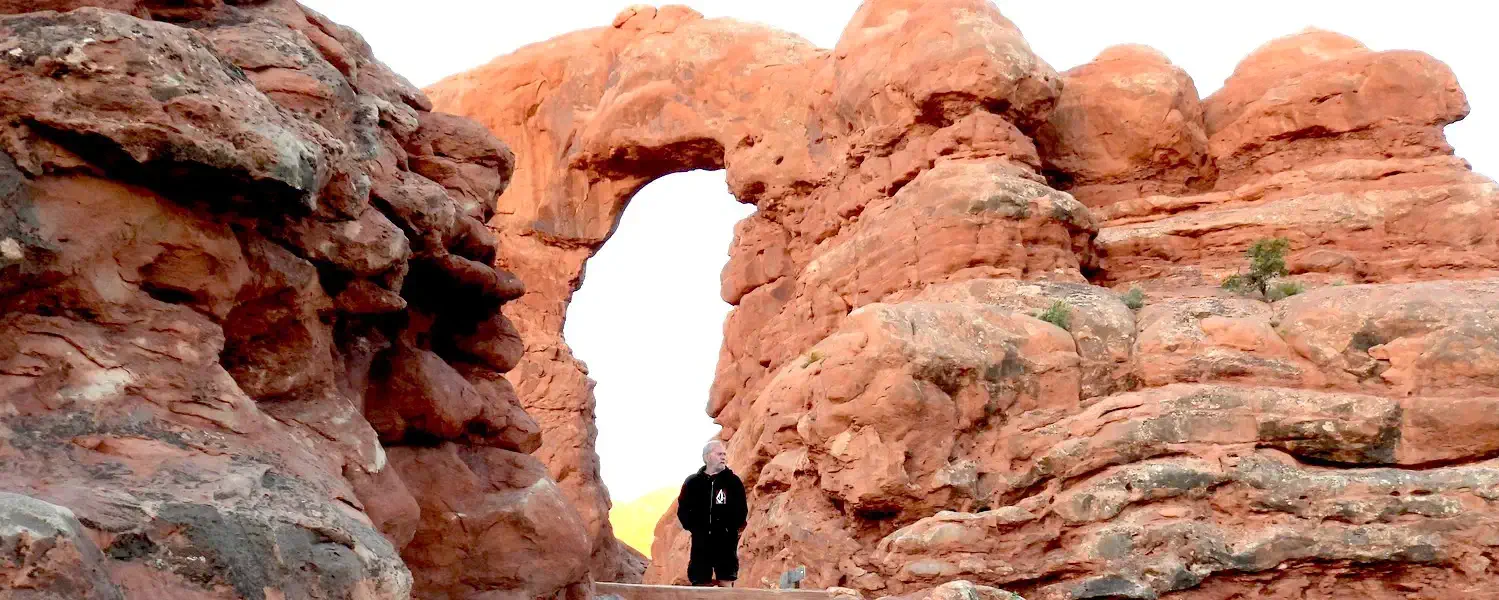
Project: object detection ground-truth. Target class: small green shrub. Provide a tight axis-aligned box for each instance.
[1268,280,1305,301]
[1039,300,1072,331]
[802,350,825,368]
[1222,237,1291,298]
[1121,287,1145,310]
[1220,273,1250,294]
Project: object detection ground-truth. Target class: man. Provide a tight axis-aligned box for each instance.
[676,440,747,587]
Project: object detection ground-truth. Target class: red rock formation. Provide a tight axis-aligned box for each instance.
[0,2,589,599]
[1205,30,1469,189]
[1036,45,1215,209]
[427,0,1074,584]
[431,2,1499,599]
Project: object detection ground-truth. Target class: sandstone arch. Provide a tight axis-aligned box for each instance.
[425,5,827,579]
[427,0,1083,584]
[432,1,1499,598]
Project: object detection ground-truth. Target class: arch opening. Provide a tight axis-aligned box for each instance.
[563,169,755,558]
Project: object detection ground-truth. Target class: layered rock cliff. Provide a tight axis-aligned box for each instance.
[0,2,591,598]
[429,1,1499,598]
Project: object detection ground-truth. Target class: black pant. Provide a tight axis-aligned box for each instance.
[687,529,739,585]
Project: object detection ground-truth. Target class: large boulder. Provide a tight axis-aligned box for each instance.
[1205,29,1469,188]
[1036,45,1215,208]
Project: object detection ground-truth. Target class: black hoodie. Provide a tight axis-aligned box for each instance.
[676,466,747,535]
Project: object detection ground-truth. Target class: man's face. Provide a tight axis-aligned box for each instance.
[705,444,727,472]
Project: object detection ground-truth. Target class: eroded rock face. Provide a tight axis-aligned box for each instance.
[432,2,1497,599]
[872,383,1499,599]
[0,2,587,599]
[388,445,591,600]
[0,493,123,600]
[1093,29,1492,289]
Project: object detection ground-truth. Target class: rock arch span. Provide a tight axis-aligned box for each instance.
[426,0,1085,583]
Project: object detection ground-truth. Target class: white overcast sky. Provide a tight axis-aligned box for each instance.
[299,0,1496,503]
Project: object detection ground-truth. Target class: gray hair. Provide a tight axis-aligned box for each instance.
[702,440,725,459]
